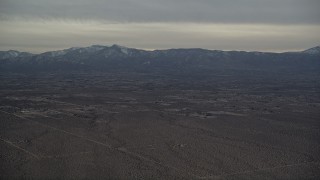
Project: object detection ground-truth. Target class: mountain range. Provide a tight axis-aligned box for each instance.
[0,45,319,73]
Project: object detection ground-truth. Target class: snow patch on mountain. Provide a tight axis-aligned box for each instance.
[7,50,20,58]
[302,46,320,54]
[119,46,129,55]
[0,50,33,59]
[45,45,107,57]
[112,44,130,55]
[50,50,68,57]
[81,45,106,53]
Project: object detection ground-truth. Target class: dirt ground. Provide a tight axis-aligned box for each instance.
[1,71,320,179]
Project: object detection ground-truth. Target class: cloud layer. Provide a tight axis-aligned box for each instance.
[1,0,319,24]
[0,0,319,52]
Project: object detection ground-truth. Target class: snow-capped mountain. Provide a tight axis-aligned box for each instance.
[0,44,319,73]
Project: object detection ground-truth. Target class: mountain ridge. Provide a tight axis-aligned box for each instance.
[1,44,319,73]
[1,44,320,59]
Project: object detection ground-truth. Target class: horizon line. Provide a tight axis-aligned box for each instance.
[1,44,319,54]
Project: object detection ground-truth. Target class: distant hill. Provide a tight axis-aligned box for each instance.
[1,45,319,74]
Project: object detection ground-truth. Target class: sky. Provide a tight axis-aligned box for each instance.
[0,0,319,53]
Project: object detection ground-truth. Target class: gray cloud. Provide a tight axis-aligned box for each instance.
[1,20,319,53]
[0,0,319,52]
[1,0,319,24]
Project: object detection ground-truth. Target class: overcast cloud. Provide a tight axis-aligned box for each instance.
[0,0,319,52]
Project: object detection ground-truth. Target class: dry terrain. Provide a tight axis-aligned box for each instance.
[1,71,320,179]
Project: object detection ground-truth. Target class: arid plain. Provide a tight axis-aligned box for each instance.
[1,71,320,179]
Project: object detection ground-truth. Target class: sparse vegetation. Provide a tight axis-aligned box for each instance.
[1,70,319,179]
